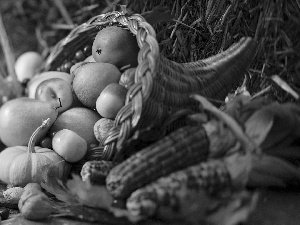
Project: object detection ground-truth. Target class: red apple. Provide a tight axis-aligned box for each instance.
[96,83,128,119]
[52,129,87,163]
[35,78,73,113]
[27,71,73,98]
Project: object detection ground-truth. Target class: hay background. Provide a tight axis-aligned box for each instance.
[0,0,299,103]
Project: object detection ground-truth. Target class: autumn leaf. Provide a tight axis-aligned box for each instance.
[206,191,260,225]
[244,108,274,146]
[66,174,113,210]
[41,163,78,205]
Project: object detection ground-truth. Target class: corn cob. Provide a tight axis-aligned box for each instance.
[125,159,231,222]
[106,125,210,199]
[3,186,25,204]
[81,160,117,185]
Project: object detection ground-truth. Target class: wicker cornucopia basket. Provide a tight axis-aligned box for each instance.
[41,11,257,162]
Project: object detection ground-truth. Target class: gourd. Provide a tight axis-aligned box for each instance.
[18,185,54,221]
[0,118,70,186]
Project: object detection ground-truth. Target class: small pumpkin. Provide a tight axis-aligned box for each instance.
[0,118,70,186]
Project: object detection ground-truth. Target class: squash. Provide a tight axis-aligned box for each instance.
[0,118,70,186]
[19,188,54,221]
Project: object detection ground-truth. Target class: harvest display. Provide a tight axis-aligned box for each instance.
[0,5,299,225]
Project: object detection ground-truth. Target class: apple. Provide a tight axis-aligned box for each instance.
[96,83,128,119]
[27,71,73,98]
[35,78,73,113]
[52,129,87,163]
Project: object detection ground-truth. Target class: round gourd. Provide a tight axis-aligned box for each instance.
[0,118,70,186]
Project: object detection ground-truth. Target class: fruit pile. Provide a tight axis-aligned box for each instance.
[0,25,139,186]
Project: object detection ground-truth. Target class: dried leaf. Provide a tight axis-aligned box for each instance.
[207,191,260,225]
[253,102,300,150]
[244,108,274,146]
[248,154,300,188]
[203,120,238,158]
[271,75,299,100]
[224,94,251,120]
[224,153,253,189]
[52,204,132,225]
[66,174,113,209]
[193,94,258,153]
[157,189,212,224]
[41,163,78,205]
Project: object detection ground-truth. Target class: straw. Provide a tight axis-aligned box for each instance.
[0,11,22,98]
[53,0,75,26]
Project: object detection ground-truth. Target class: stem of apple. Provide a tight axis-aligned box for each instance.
[54,98,62,110]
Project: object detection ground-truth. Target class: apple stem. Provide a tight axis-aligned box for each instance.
[28,118,50,153]
[54,98,62,110]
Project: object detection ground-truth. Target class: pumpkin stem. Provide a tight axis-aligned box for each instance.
[28,118,51,154]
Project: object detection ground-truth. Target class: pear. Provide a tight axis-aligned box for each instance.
[0,97,58,147]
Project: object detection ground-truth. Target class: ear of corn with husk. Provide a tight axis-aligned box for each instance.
[108,150,300,223]
[105,114,241,199]
[105,93,250,199]
[124,158,231,222]
[103,94,300,223]
[106,125,211,199]
[81,160,117,185]
[106,94,300,199]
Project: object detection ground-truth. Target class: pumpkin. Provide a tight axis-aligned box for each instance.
[0,118,70,186]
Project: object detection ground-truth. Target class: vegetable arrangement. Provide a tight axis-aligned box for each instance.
[0,92,299,224]
[104,95,300,223]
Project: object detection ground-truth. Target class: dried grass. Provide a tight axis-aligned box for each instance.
[129,0,300,103]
